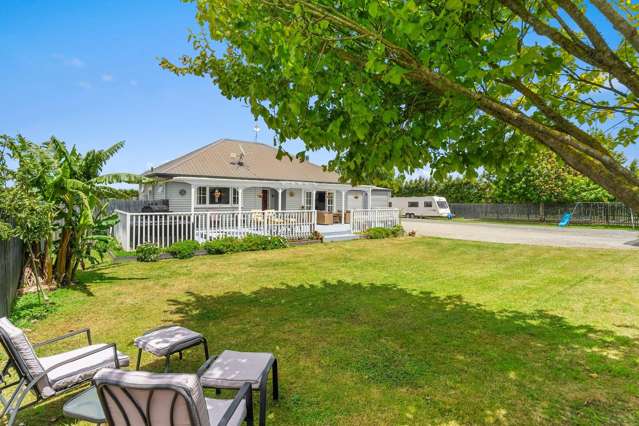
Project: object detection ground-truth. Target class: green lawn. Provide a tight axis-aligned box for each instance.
[11,237,639,425]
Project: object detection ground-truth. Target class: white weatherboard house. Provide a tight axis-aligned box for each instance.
[112,139,399,250]
[140,139,391,215]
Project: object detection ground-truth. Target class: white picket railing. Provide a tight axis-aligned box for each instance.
[114,210,316,251]
[350,209,401,233]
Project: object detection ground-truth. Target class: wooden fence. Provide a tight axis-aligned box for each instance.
[107,199,169,213]
[0,235,23,317]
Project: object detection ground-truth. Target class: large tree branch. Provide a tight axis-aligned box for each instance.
[498,0,639,98]
[590,0,639,54]
[500,78,609,152]
[297,0,639,202]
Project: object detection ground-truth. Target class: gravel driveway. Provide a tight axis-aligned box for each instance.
[403,219,639,250]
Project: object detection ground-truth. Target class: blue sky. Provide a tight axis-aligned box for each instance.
[1,1,637,181]
[0,0,328,178]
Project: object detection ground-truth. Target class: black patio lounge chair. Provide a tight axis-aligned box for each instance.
[93,368,253,425]
[0,317,129,425]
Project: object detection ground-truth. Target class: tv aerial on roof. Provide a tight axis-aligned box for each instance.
[230,144,247,167]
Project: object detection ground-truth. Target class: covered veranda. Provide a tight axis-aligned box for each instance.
[173,176,376,224]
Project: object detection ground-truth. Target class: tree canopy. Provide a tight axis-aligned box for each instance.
[163,0,639,210]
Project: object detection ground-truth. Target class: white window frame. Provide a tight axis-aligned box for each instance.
[326,191,335,212]
[197,187,207,205]
[195,186,240,206]
[303,191,313,210]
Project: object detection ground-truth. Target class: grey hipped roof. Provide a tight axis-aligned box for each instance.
[145,139,342,184]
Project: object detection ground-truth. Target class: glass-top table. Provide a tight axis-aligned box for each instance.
[62,386,105,424]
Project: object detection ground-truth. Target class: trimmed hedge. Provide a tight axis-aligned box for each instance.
[166,240,200,259]
[202,237,241,254]
[135,243,160,262]
[203,234,287,255]
[364,225,405,239]
[135,235,290,262]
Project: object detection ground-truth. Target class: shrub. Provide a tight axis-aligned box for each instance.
[136,243,160,262]
[364,225,405,239]
[239,234,288,251]
[203,237,241,254]
[365,227,392,239]
[390,225,406,237]
[166,240,200,259]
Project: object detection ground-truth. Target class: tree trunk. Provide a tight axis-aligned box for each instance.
[27,246,48,302]
[55,228,72,284]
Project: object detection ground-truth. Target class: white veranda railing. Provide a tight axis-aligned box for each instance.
[350,209,401,232]
[113,210,316,251]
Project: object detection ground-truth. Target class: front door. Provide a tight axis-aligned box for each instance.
[261,189,269,210]
[315,191,327,211]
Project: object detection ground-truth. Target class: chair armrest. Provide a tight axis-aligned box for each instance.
[34,327,92,349]
[20,343,121,402]
[42,342,121,374]
[217,382,253,426]
[196,355,218,378]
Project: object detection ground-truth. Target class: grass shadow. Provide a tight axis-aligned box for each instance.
[163,280,639,424]
[14,280,639,424]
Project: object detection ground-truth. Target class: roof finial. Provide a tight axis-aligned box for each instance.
[253,121,260,142]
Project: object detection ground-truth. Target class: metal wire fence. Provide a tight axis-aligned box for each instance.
[450,202,636,228]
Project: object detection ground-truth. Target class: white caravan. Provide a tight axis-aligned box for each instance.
[390,196,451,218]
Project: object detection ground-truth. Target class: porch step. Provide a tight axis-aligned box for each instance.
[322,233,361,242]
[316,223,360,242]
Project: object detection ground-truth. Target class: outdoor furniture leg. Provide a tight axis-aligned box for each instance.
[136,348,142,371]
[259,381,267,426]
[164,355,171,373]
[272,358,279,400]
[202,337,209,360]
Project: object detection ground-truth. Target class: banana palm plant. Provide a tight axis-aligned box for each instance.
[46,138,151,285]
[1,135,151,289]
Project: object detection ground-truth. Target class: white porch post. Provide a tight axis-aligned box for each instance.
[238,188,243,212]
[278,188,283,211]
[367,188,372,209]
[341,191,346,223]
[190,185,196,213]
[311,190,316,211]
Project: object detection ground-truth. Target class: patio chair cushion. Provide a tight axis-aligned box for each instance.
[94,369,210,425]
[40,344,130,392]
[206,397,247,426]
[0,317,52,396]
[134,325,204,357]
[200,350,274,390]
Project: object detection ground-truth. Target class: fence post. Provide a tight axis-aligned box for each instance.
[125,212,131,251]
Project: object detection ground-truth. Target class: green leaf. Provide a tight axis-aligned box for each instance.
[445,0,463,10]
[385,65,407,85]
[368,1,379,18]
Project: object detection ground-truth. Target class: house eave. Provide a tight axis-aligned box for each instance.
[162,175,386,191]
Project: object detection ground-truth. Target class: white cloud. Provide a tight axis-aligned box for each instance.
[129,79,138,86]
[78,81,92,90]
[67,57,85,68]
[101,73,113,82]
[52,54,86,68]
